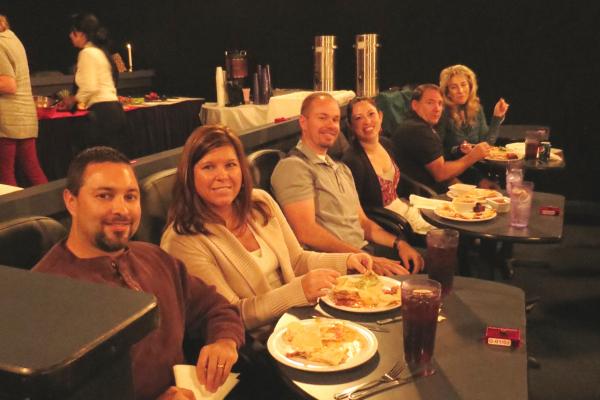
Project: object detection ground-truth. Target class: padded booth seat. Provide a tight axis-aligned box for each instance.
[0,216,67,269]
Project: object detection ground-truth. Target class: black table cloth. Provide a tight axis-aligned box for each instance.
[35,99,203,181]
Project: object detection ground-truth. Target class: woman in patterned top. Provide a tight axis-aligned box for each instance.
[342,97,433,235]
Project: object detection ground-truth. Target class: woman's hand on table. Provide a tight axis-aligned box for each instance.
[493,98,510,118]
[346,252,373,273]
[196,338,238,393]
[302,268,340,303]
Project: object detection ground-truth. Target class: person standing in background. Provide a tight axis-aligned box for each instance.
[0,14,48,186]
[63,13,128,154]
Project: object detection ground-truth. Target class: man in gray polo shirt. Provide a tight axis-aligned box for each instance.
[271,92,423,275]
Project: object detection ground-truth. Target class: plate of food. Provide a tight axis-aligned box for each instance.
[267,318,377,372]
[434,203,497,222]
[320,273,402,313]
[485,146,523,161]
[447,188,503,201]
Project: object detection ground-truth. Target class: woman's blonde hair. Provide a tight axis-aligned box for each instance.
[167,124,271,235]
[439,64,481,127]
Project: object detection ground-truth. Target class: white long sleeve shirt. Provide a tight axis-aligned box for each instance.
[74,43,118,107]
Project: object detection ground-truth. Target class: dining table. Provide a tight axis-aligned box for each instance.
[271,276,527,400]
[419,191,565,279]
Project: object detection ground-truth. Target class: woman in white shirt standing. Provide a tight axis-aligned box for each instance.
[65,13,127,153]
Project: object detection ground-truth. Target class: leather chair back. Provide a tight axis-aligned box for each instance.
[247,149,286,195]
[138,168,177,244]
[375,87,414,135]
[0,216,67,269]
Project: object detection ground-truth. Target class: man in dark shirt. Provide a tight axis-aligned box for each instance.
[33,146,244,400]
[392,84,490,193]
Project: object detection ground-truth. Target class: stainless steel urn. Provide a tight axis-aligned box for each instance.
[355,34,380,97]
[313,36,337,91]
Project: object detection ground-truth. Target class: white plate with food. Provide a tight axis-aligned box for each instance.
[447,188,503,201]
[505,142,563,161]
[321,273,402,313]
[267,318,378,372]
[434,203,497,222]
[485,146,523,161]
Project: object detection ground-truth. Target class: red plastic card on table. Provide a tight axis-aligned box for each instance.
[485,327,521,347]
[539,206,561,216]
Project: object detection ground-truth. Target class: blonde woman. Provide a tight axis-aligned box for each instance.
[439,64,509,158]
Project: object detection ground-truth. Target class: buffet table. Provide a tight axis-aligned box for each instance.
[36,98,203,181]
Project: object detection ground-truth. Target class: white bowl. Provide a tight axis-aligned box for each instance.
[452,197,477,213]
[448,183,477,196]
[486,197,511,213]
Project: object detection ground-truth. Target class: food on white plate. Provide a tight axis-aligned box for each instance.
[283,320,366,366]
[436,203,497,221]
[448,183,477,196]
[329,272,401,309]
[486,146,521,161]
[447,188,503,201]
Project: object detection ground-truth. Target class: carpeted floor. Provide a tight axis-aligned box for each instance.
[495,222,600,400]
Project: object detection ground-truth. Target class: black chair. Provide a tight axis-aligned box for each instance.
[374,86,414,136]
[0,216,67,269]
[137,168,177,245]
[397,172,439,198]
[247,149,286,195]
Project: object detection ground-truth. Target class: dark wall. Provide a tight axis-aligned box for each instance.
[3,0,599,201]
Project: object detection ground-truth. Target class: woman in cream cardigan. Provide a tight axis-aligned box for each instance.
[160,125,371,335]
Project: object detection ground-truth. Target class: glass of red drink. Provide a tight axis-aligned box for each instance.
[401,278,442,376]
[426,229,459,296]
[524,131,541,160]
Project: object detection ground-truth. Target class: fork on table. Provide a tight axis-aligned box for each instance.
[333,361,404,400]
[345,368,435,399]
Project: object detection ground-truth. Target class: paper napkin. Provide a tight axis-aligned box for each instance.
[409,195,451,210]
[173,364,239,400]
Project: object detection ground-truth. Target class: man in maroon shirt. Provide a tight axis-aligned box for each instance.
[33,146,244,400]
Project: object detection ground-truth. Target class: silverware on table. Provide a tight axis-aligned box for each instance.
[333,361,404,399]
[346,369,436,400]
[377,314,446,325]
[376,315,402,325]
[310,315,389,333]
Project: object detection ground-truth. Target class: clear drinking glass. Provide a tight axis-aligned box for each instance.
[506,160,524,195]
[426,229,459,297]
[509,181,534,228]
[401,278,442,376]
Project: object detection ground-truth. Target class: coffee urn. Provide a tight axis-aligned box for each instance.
[225,50,248,106]
[354,34,380,97]
[313,35,336,91]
